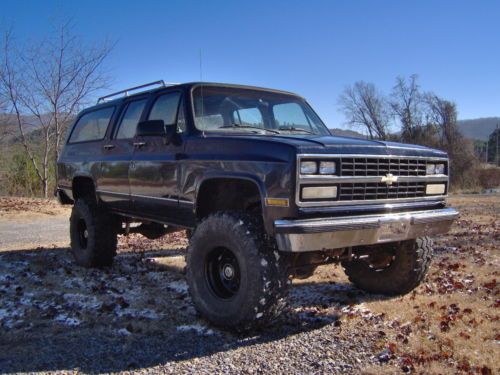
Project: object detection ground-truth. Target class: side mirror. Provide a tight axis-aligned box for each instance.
[136,120,166,137]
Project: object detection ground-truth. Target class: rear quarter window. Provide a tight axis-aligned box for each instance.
[69,107,115,143]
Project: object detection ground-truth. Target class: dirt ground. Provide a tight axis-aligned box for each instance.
[0,195,498,374]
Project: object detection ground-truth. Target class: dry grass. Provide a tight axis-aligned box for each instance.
[302,194,499,374]
[0,197,70,220]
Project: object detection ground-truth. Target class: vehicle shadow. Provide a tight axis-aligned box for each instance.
[0,246,390,373]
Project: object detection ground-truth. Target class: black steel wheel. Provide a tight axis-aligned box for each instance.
[205,247,241,299]
[77,218,89,249]
[186,212,291,331]
[70,199,118,268]
[341,237,433,295]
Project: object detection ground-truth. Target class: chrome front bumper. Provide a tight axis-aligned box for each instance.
[274,208,458,252]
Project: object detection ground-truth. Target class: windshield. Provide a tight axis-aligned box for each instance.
[192,86,330,136]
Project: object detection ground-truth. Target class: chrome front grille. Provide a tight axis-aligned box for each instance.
[340,157,429,177]
[296,154,449,208]
[338,182,426,201]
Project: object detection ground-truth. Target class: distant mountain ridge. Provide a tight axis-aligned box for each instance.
[457,117,499,141]
[330,117,500,142]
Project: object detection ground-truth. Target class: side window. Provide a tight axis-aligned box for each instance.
[233,108,263,127]
[69,107,114,143]
[176,98,186,133]
[148,92,181,126]
[115,99,147,139]
[273,102,312,130]
[196,114,224,130]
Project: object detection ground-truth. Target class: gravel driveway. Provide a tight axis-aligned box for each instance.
[0,196,498,374]
[0,245,379,374]
[0,205,380,374]
[0,215,69,250]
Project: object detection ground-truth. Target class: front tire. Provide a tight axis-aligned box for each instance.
[70,199,118,268]
[341,237,433,295]
[186,212,290,331]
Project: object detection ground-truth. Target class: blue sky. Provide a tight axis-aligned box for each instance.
[2,0,499,129]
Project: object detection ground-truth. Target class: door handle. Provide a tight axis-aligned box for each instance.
[133,142,146,148]
[103,144,115,150]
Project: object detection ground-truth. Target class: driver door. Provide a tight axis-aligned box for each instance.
[129,91,183,222]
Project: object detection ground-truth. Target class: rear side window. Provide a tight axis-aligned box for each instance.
[69,107,114,143]
[115,99,147,139]
[148,92,181,126]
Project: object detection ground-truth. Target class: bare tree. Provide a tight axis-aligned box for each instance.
[24,21,112,163]
[0,23,112,197]
[338,81,390,140]
[0,29,51,196]
[425,93,477,187]
[390,75,425,142]
[425,94,460,147]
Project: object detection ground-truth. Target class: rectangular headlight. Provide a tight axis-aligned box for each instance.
[300,161,317,174]
[426,164,436,175]
[319,161,336,175]
[302,186,338,200]
[426,184,446,195]
[435,163,445,174]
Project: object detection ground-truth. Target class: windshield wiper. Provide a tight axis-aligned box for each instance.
[219,124,280,134]
[278,126,314,134]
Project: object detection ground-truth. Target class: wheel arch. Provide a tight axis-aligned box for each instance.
[72,175,98,203]
[195,173,266,220]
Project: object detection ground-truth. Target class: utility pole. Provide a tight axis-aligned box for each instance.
[496,122,499,166]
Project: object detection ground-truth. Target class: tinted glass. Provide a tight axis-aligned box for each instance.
[273,102,312,131]
[192,86,329,135]
[148,92,181,126]
[116,99,147,139]
[177,98,187,133]
[233,108,264,127]
[69,107,114,143]
[197,114,223,130]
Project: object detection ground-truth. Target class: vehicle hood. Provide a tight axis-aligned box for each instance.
[206,133,447,158]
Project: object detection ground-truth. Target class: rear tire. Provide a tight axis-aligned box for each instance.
[186,212,290,331]
[341,237,433,295]
[70,199,118,268]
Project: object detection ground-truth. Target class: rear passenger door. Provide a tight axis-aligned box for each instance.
[97,98,148,212]
[129,91,184,222]
[65,106,116,198]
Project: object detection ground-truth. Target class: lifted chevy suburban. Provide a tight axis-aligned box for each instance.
[56,81,458,330]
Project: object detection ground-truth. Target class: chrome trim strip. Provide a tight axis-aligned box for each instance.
[274,208,459,252]
[299,175,448,184]
[298,153,448,160]
[298,195,449,208]
[275,208,458,232]
[298,145,449,151]
[96,190,194,206]
[296,154,449,207]
[131,193,178,203]
[97,190,129,197]
[298,199,445,214]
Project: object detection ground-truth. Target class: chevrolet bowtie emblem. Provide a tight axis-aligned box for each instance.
[381,173,398,185]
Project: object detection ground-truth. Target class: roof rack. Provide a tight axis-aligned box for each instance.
[97,80,179,104]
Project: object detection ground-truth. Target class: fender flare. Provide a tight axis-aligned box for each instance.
[194,172,266,214]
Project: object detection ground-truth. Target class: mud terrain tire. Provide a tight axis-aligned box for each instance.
[70,199,118,268]
[341,237,433,295]
[186,212,290,331]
